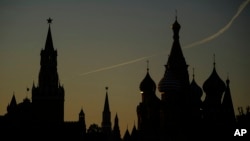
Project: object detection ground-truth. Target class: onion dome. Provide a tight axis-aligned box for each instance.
[172,18,180,33]
[158,69,181,92]
[140,68,156,92]
[172,16,181,41]
[203,64,225,93]
[190,69,202,98]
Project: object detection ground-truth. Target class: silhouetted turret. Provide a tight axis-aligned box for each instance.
[32,18,65,123]
[102,87,112,140]
[112,113,121,141]
[137,61,160,141]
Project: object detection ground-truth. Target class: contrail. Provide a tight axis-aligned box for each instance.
[79,0,249,77]
[79,54,156,76]
[184,0,250,49]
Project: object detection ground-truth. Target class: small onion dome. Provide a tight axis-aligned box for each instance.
[203,67,225,93]
[140,71,156,92]
[158,70,181,92]
[190,78,203,98]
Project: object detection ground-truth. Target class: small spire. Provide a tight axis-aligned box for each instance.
[226,73,230,85]
[10,92,17,106]
[80,107,84,114]
[45,18,54,51]
[175,9,178,21]
[146,60,149,72]
[104,86,110,112]
[192,67,195,79]
[213,53,216,68]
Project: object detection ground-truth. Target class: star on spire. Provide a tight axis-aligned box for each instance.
[47,17,53,24]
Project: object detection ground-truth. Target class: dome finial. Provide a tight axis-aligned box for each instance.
[213,53,216,68]
[175,9,178,21]
[146,60,149,72]
[192,67,195,79]
[226,72,230,84]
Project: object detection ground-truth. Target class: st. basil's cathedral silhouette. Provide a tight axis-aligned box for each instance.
[0,17,249,141]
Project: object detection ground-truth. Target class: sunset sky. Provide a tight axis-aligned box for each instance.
[1,0,250,135]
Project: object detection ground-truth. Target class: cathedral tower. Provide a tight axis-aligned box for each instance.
[189,68,203,122]
[137,61,160,141]
[32,18,65,123]
[158,16,190,140]
[202,56,226,124]
[79,108,87,134]
[221,77,236,125]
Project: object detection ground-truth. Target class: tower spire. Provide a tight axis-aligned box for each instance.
[175,9,178,21]
[158,14,189,93]
[192,67,195,79]
[45,17,54,51]
[213,53,216,68]
[146,60,149,72]
[104,87,110,112]
[102,86,111,134]
[221,74,236,125]
[32,18,64,123]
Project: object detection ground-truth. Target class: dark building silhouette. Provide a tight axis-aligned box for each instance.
[136,17,249,141]
[0,18,86,140]
[137,61,161,141]
[0,17,249,141]
[32,17,65,123]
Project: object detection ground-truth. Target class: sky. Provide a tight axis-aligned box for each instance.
[1,0,250,136]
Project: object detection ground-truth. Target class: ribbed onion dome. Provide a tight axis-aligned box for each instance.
[140,70,156,92]
[203,67,225,93]
[158,69,181,92]
[190,78,203,98]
